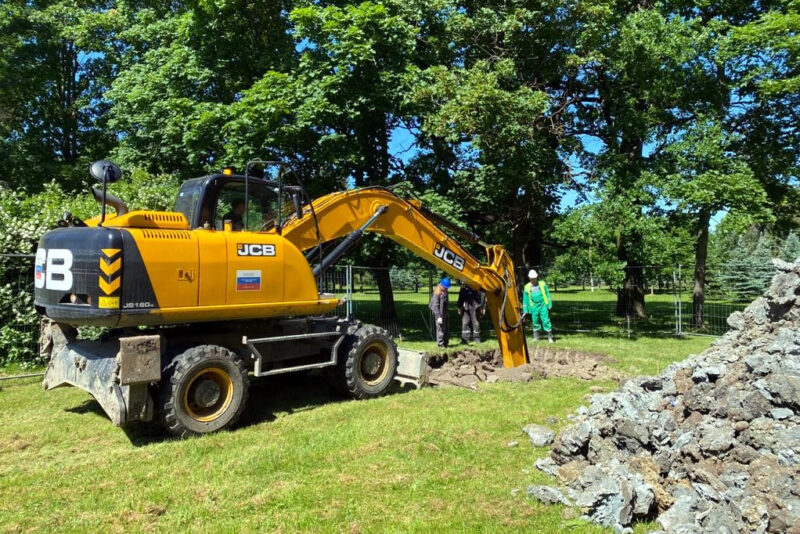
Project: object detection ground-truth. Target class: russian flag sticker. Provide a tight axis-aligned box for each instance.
[236,269,261,291]
[35,264,43,281]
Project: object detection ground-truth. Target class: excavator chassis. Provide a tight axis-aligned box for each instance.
[41,318,428,427]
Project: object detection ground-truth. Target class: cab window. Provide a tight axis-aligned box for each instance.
[214,182,279,231]
[174,179,204,226]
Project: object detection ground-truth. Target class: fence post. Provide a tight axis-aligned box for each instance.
[673,267,679,336]
[346,264,353,318]
[674,265,684,336]
[679,265,684,336]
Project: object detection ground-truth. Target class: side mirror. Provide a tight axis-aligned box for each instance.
[90,160,122,183]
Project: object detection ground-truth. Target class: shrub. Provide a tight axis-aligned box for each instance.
[0,171,180,366]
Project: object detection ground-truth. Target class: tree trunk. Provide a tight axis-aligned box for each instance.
[523,225,543,268]
[691,209,712,329]
[617,266,647,318]
[616,235,647,318]
[373,268,399,337]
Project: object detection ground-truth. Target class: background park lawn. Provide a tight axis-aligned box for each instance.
[341,284,746,343]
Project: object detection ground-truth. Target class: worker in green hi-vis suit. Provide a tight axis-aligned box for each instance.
[522,269,554,343]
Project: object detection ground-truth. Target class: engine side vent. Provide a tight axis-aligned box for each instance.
[141,230,192,240]
[143,213,185,223]
[102,210,190,230]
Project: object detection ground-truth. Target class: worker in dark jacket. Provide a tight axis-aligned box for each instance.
[429,277,451,348]
[458,284,486,344]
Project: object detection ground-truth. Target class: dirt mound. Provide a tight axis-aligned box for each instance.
[426,346,622,389]
[529,259,800,534]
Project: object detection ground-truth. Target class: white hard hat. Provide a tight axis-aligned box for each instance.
[528,269,538,279]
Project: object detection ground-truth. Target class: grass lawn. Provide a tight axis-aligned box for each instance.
[0,334,712,533]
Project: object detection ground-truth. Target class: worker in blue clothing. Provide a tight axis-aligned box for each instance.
[429,277,451,348]
[522,269,554,343]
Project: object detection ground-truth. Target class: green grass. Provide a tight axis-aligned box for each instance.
[0,334,713,533]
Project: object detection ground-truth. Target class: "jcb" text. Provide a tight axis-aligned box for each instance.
[434,243,465,271]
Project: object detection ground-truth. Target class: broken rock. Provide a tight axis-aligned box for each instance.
[522,424,555,447]
[529,260,800,534]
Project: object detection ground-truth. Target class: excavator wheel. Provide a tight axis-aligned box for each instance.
[159,345,249,438]
[338,325,398,400]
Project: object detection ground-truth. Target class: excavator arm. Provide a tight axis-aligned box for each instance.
[278,187,529,368]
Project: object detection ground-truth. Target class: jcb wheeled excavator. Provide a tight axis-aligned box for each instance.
[35,160,527,437]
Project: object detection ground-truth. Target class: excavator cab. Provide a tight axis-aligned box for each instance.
[173,173,289,232]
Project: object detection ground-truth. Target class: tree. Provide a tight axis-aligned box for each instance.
[660,119,770,328]
[406,0,570,267]
[107,0,297,176]
[413,60,562,267]
[551,205,622,291]
[782,232,800,261]
[720,233,777,300]
[719,0,800,233]
[558,6,724,317]
[0,1,118,190]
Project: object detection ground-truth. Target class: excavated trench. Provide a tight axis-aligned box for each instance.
[426,346,623,390]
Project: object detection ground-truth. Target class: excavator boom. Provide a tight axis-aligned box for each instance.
[279,187,528,367]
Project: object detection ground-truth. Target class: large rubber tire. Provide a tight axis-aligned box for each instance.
[159,345,249,438]
[337,325,398,400]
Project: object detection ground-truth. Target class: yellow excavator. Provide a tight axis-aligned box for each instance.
[35,160,527,437]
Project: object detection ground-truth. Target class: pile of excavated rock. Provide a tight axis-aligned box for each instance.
[528,259,800,534]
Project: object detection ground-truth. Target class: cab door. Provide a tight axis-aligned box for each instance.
[212,178,285,305]
[197,229,227,306]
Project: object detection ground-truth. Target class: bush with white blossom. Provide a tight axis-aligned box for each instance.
[0,170,179,367]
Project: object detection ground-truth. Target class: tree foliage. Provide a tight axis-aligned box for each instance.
[0,0,798,361]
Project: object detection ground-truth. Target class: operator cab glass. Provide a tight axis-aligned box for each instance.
[214,181,279,232]
[174,178,205,226]
[174,173,294,231]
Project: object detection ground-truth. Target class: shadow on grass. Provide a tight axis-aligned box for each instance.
[239,371,415,428]
[237,371,342,428]
[115,371,414,447]
[64,398,107,417]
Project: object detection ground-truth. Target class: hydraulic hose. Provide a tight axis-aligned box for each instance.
[499,267,524,333]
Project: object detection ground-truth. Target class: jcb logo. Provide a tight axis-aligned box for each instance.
[237,243,276,257]
[34,248,74,291]
[434,243,465,271]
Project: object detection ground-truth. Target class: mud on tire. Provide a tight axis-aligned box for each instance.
[159,344,249,438]
[337,325,398,399]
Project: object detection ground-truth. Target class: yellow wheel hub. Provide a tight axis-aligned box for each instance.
[182,367,234,422]
[360,343,389,386]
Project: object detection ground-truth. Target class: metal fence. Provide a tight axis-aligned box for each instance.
[2,253,764,364]
[512,264,753,338]
[318,264,755,340]
[0,253,39,365]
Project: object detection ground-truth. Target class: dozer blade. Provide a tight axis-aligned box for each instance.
[42,340,127,425]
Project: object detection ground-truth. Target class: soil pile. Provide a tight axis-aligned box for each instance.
[427,346,622,389]
[530,259,800,534]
